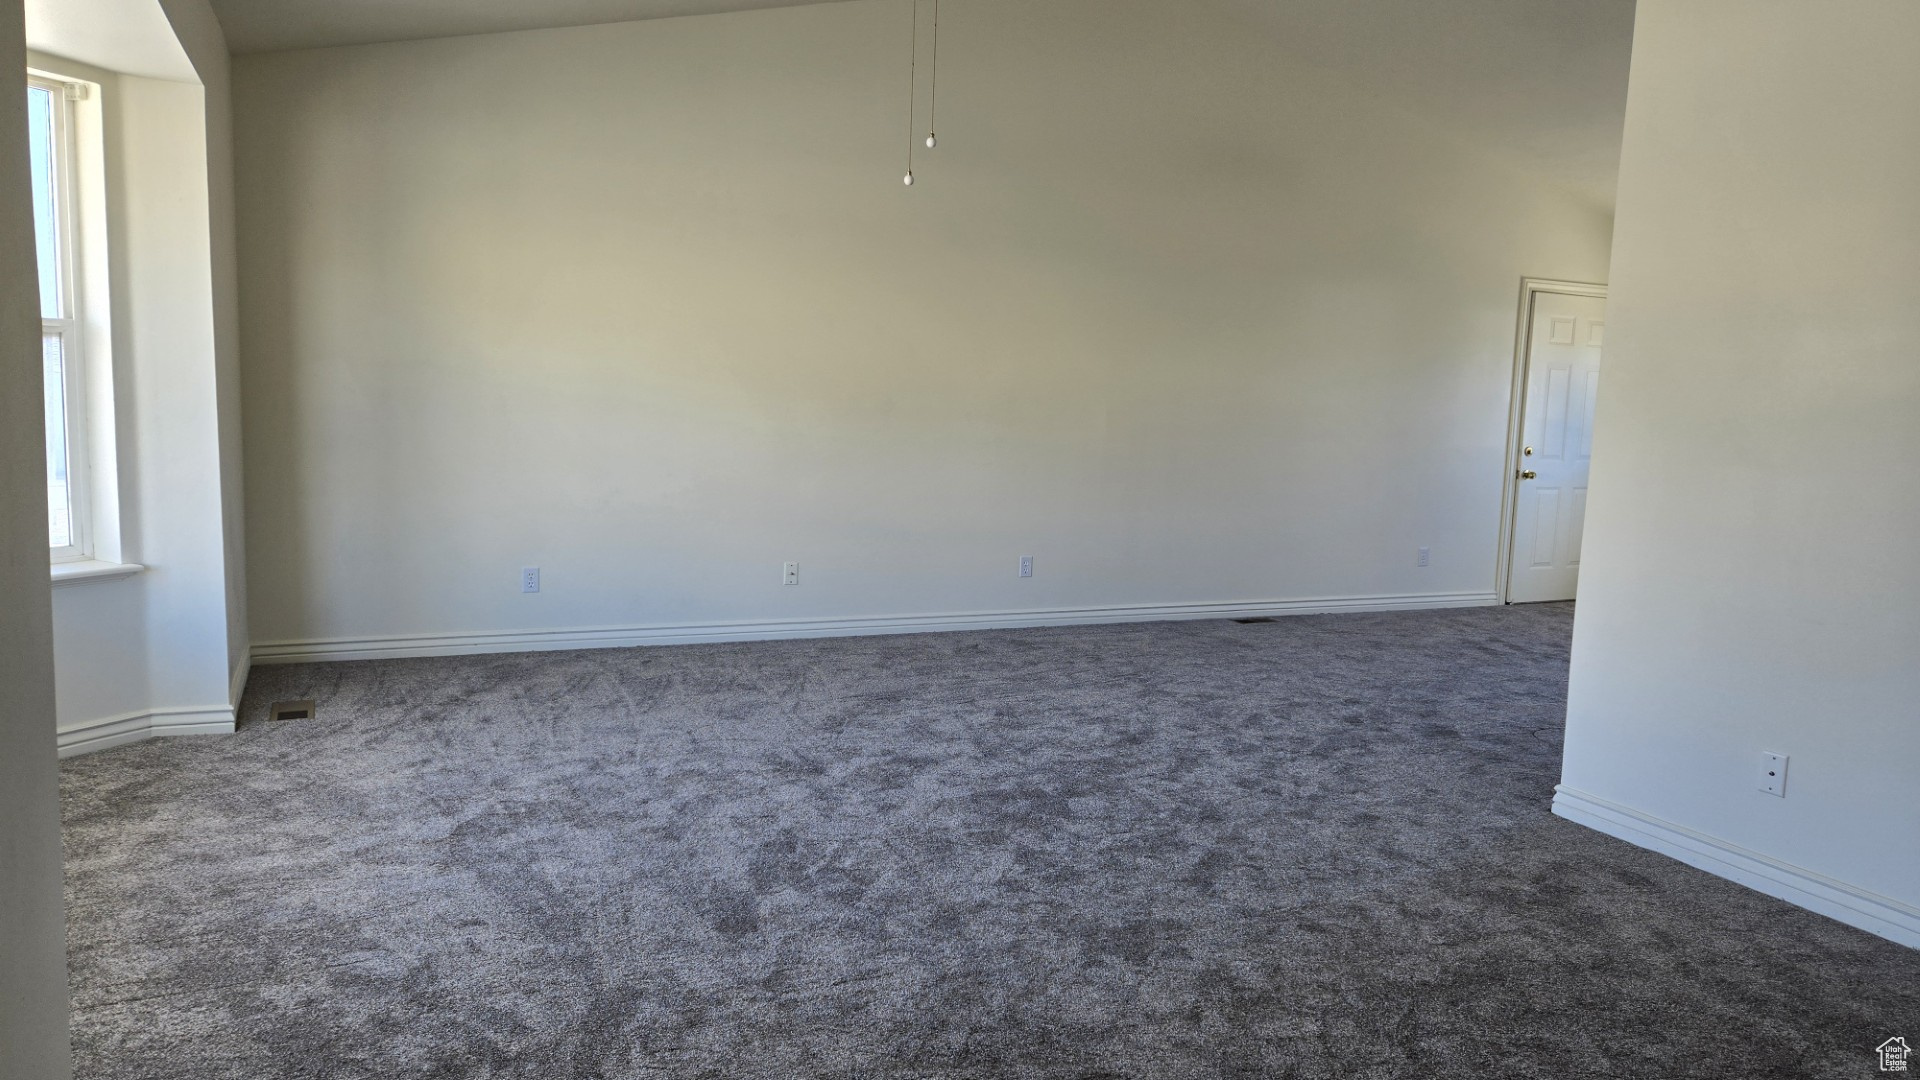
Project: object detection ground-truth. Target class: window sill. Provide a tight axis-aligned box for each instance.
[51,559,145,588]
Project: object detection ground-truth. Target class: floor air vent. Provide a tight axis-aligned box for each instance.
[1232,617,1277,624]
[268,699,317,722]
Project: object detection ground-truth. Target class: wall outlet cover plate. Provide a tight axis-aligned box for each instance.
[1759,751,1788,797]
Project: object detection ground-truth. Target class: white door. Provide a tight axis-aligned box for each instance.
[1508,291,1604,603]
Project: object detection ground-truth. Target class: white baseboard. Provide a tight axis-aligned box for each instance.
[1552,785,1920,949]
[251,590,1497,665]
[58,706,237,758]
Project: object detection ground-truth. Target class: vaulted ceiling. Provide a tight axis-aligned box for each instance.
[206,0,855,53]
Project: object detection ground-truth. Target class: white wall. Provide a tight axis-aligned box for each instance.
[33,54,236,750]
[157,0,247,696]
[1,6,76,1077]
[236,0,1628,657]
[98,72,231,711]
[29,0,245,754]
[1557,0,1920,946]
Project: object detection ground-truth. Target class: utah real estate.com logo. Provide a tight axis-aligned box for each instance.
[1882,1036,1914,1073]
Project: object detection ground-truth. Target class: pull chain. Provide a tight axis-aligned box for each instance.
[904,0,918,185]
[926,0,939,149]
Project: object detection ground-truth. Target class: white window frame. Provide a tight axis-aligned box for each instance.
[31,72,93,565]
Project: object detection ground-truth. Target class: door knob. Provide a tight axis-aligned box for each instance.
[1519,470,1538,480]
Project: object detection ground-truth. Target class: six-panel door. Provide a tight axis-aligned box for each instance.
[1508,291,1605,603]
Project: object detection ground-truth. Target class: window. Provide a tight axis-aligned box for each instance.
[29,74,89,562]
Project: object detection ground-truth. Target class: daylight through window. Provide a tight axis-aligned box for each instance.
[29,75,88,560]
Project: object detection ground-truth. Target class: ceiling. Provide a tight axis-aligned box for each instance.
[26,0,198,81]
[206,0,855,53]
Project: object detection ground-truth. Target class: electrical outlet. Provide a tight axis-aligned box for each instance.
[782,561,799,586]
[1019,555,1034,579]
[1418,547,1431,568]
[521,567,540,594]
[1759,751,1788,797]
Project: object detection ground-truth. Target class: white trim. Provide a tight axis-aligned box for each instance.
[32,72,95,565]
[50,559,144,587]
[1496,277,1607,604]
[1552,785,1920,949]
[230,653,252,709]
[57,706,236,758]
[252,590,1498,665]
[34,57,127,566]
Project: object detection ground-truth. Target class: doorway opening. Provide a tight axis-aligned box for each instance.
[1498,278,1606,604]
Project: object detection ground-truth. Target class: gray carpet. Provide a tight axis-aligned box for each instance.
[61,604,1918,1079]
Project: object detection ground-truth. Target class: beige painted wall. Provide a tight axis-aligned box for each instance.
[236,0,1626,652]
[1560,0,1920,943]
[1,5,75,1076]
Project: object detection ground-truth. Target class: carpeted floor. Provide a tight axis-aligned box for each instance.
[61,604,1918,1079]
